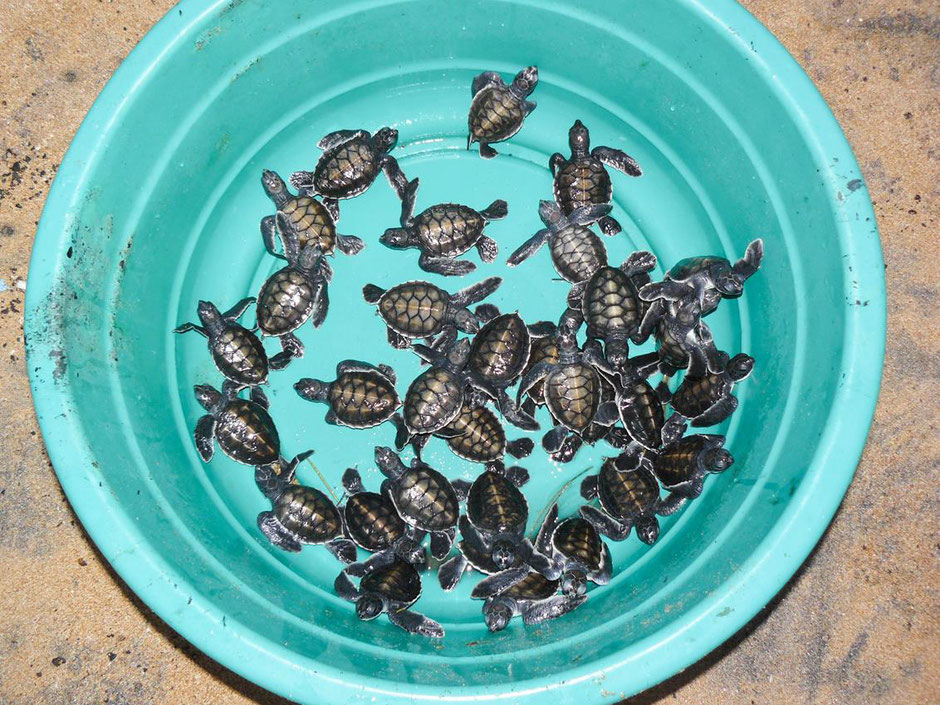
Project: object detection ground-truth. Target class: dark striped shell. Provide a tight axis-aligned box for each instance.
[257,266,314,336]
[654,435,711,488]
[619,379,665,449]
[583,266,642,339]
[469,313,531,384]
[216,399,279,465]
[377,281,449,337]
[523,335,560,406]
[273,485,342,544]
[388,463,460,532]
[361,559,421,605]
[549,224,608,283]
[403,367,463,434]
[502,571,559,601]
[554,158,612,215]
[597,460,660,520]
[280,195,336,254]
[412,204,484,257]
[669,256,727,283]
[441,404,506,463]
[329,370,400,428]
[467,470,528,535]
[313,135,380,199]
[211,326,268,386]
[670,371,730,418]
[553,518,603,572]
[344,490,406,552]
[469,84,525,142]
[544,363,601,432]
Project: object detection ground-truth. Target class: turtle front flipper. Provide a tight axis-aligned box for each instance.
[269,333,304,370]
[222,296,256,321]
[257,511,302,552]
[471,565,529,599]
[260,215,285,258]
[479,199,508,222]
[387,605,444,638]
[506,228,550,267]
[336,233,365,256]
[580,505,631,541]
[471,71,505,95]
[379,154,409,199]
[419,252,475,277]
[194,414,217,462]
[325,537,358,564]
[691,395,738,428]
[174,322,208,337]
[506,437,534,460]
[597,215,622,237]
[386,327,410,349]
[732,238,764,282]
[309,275,330,328]
[592,146,642,177]
[497,392,540,431]
[542,424,568,453]
[438,554,468,591]
[451,275,503,309]
[521,594,587,625]
[549,152,566,175]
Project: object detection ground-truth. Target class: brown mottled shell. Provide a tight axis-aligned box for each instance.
[523,335,560,406]
[583,266,642,339]
[469,313,531,384]
[670,371,730,419]
[441,403,506,463]
[257,266,314,336]
[552,517,603,571]
[467,470,528,535]
[544,362,600,432]
[669,256,727,282]
[549,224,608,283]
[329,370,400,428]
[554,158,612,215]
[469,84,526,143]
[344,490,406,552]
[280,195,336,254]
[388,462,460,532]
[502,571,560,601]
[273,485,342,544]
[216,399,279,465]
[313,135,379,199]
[211,326,268,386]
[403,367,463,434]
[412,204,484,257]
[619,379,664,449]
[598,460,660,520]
[360,559,421,605]
[377,282,448,338]
[654,436,710,488]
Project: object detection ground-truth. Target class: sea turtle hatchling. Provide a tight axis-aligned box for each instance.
[434,401,534,464]
[256,482,357,562]
[481,570,586,632]
[467,65,539,159]
[380,178,508,276]
[294,360,400,429]
[192,381,279,466]
[666,351,754,427]
[653,434,734,499]
[288,127,408,216]
[374,446,466,560]
[334,559,444,637]
[362,276,502,350]
[550,119,642,236]
[580,450,686,545]
[259,169,364,258]
[507,200,611,284]
[174,297,268,387]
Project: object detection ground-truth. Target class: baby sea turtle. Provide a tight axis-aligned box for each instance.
[288,127,408,215]
[254,450,314,502]
[362,276,502,350]
[480,570,585,632]
[174,297,268,387]
[380,179,507,276]
[257,482,357,562]
[654,434,733,499]
[436,401,534,464]
[258,169,364,258]
[375,446,465,560]
[467,65,538,159]
[294,360,400,429]
[255,226,331,370]
[580,450,686,545]
[192,382,279,465]
[644,297,722,377]
[507,200,611,284]
[550,119,642,236]
[532,504,612,598]
[334,559,444,637]
[666,352,754,427]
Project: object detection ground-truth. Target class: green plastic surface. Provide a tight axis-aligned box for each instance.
[24,1,885,703]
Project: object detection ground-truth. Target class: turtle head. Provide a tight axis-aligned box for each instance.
[704,447,734,474]
[727,353,755,381]
[447,337,472,367]
[512,65,539,96]
[714,262,744,298]
[193,384,223,411]
[294,378,329,402]
[260,169,288,201]
[560,569,587,598]
[397,536,427,567]
[355,595,384,621]
[537,199,564,228]
[374,446,405,478]
[568,119,590,157]
[635,516,661,545]
[556,313,580,352]
[604,338,630,369]
[373,126,399,154]
[196,300,222,327]
[484,598,514,632]
[490,539,516,571]
[453,307,479,333]
[379,227,412,250]
[297,244,322,273]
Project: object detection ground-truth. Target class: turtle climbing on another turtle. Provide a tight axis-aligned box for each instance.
[174,297,268,388]
[467,65,539,159]
[254,449,314,502]
[334,559,444,637]
[665,351,754,427]
[362,276,502,351]
[653,434,734,499]
[481,570,586,632]
[288,127,408,216]
[380,179,508,276]
[257,482,357,562]
[294,360,400,429]
[550,119,642,236]
[192,381,279,466]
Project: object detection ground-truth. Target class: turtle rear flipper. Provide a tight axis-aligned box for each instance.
[430,528,455,561]
[507,229,550,267]
[387,605,444,638]
[419,253,475,277]
[341,467,364,494]
[333,570,359,602]
[387,327,410,349]
[580,475,599,500]
[598,215,622,237]
[257,512,302,552]
[438,554,468,591]
[506,437,534,460]
[326,537,358,564]
[479,142,498,159]
[362,283,385,304]
[480,199,508,221]
[194,414,217,462]
[476,236,498,263]
[336,233,365,256]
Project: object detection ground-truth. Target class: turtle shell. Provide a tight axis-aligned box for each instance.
[273,485,342,544]
[441,403,506,463]
[211,326,268,386]
[388,463,460,532]
[469,313,531,384]
[553,157,612,215]
[257,266,315,336]
[654,435,712,488]
[502,571,559,601]
[344,490,406,552]
[361,559,421,605]
[216,399,280,465]
[329,370,400,428]
[469,84,525,143]
[412,204,484,258]
[549,224,608,283]
[280,195,336,254]
[597,459,660,520]
[582,266,642,339]
[377,281,448,338]
[523,335,560,406]
[619,379,665,449]
[544,362,601,432]
[552,518,603,572]
[668,255,727,283]
[656,319,690,369]
[467,470,528,536]
[403,367,463,434]
[670,370,729,419]
[313,134,379,199]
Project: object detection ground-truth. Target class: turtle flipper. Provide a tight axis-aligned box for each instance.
[497,391,540,431]
[387,327,411,349]
[656,492,687,516]
[480,199,508,221]
[257,512,302,552]
[550,433,583,463]
[341,467,364,494]
[270,333,304,370]
[430,528,455,561]
[362,283,385,304]
[452,275,503,308]
[309,276,330,328]
[542,425,568,453]
[580,474,599,500]
[639,280,692,303]
[438,554,468,591]
[380,154,409,200]
[317,129,366,150]
[507,228,550,267]
[174,322,208,337]
[597,215,622,237]
[471,565,529,599]
[566,203,612,228]
[222,297,256,321]
[592,146,642,176]
[250,385,269,409]
[450,479,472,501]
[732,238,764,282]
[471,71,505,95]
[549,152,566,175]
[523,100,537,116]
[476,236,498,263]
[506,437,534,460]
[336,233,365,256]
[479,142,498,159]
[691,396,738,428]
[325,537,358,564]
[419,253,475,277]
[333,569,359,602]
[194,414,217,462]
[387,606,444,638]
[594,401,619,426]
[400,178,420,226]
[580,505,631,541]
[521,594,587,625]
[288,170,315,192]
[260,215,284,258]
[621,250,658,277]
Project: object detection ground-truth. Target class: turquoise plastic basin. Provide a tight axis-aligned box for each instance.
[25,1,885,702]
